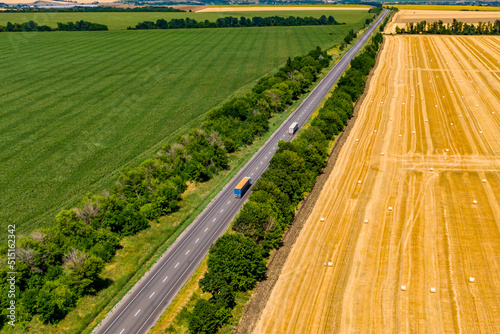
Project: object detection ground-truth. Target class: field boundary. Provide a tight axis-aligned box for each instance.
[234,36,386,334]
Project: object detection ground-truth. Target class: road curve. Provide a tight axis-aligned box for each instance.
[94,10,388,334]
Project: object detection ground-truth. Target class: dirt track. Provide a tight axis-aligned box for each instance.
[252,35,500,333]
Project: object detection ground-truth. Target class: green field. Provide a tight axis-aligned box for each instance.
[0,9,368,30]
[0,12,371,236]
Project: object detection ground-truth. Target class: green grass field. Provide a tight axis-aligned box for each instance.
[0,9,369,30]
[0,12,371,237]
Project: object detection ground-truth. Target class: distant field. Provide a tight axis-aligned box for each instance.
[388,4,500,11]
[255,34,500,334]
[198,5,368,12]
[0,10,369,30]
[0,14,371,236]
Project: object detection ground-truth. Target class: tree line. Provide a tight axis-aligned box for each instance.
[3,6,185,12]
[129,15,340,30]
[380,10,393,31]
[395,19,500,35]
[188,32,385,334]
[0,45,332,328]
[0,20,108,32]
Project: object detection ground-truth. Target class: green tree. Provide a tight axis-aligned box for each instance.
[188,299,231,334]
[201,233,266,292]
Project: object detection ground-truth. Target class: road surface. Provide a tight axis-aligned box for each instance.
[95,9,388,334]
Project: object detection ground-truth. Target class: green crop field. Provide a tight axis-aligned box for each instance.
[0,12,371,237]
[0,9,369,30]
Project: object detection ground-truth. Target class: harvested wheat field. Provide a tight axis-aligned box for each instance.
[395,10,500,23]
[253,35,500,333]
[385,10,500,34]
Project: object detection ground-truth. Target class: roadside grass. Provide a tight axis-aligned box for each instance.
[0,10,370,30]
[0,14,372,238]
[386,4,500,11]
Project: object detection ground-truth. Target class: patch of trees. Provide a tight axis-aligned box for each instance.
[0,20,108,32]
[339,29,358,50]
[4,6,185,12]
[57,20,108,31]
[187,33,384,334]
[395,19,500,35]
[0,46,331,329]
[368,6,383,15]
[129,15,340,30]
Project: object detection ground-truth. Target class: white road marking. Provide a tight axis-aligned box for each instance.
[119,329,125,334]
[186,250,190,255]
[204,228,208,232]
[163,276,168,282]
[149,292,155,299]
[220,209,224,213]
[265,156,267,159]
[195,238,199,243]
[134,309,141,317]
[260,162,263,164]
[213,218,216,222]
[256,167,258,170]
[251,173,254,176]
[227,201,231,204]
[175,263,179,268]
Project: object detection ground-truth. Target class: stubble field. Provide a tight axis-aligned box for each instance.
[384,10,500,34]
[253,35,500,333]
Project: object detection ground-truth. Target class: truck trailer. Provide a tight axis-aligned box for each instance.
[289,122,299,135]
[234,176,251,198]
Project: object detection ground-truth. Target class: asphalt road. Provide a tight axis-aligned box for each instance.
[95,9,388,334]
